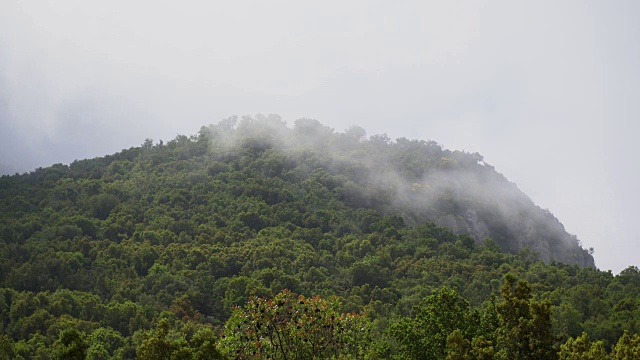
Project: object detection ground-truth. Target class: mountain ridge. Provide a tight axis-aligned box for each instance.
[0,115,594,268]
[204,115,594,267]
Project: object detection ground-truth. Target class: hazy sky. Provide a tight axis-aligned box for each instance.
[1,1,638,273]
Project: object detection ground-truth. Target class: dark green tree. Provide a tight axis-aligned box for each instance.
[390,287,477,360]
[137,319,181,360]
[53,328,89,360]
[495,274,557,360]
[0,334,15,360]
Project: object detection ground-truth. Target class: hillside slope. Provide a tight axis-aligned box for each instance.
[0,116,594,267]
[5,115,630,358]
[205,115,593,267]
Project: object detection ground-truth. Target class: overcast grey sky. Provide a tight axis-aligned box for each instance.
[1,0,638,273]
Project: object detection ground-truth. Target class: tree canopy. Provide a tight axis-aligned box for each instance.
[0,116,635,359]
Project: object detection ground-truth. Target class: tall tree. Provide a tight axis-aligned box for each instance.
[390,287,478,360]
[221,290,370,359]
[495,274,557,360]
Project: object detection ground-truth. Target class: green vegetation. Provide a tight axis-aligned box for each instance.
[0,115,637,358]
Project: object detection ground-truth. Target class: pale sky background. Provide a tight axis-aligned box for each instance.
[0,1,638,273]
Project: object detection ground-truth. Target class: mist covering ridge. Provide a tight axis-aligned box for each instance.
[207,114,595,267]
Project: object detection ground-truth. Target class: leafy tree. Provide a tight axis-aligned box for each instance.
[86,327,125,359]
[611,331,640,360]
[91,194,120,220]
[190,327,225,360]
[390,287,477,360]
[137,319,182,360]
[0,334,16,360]
[53,328,89,360]
[495,274,557,360]
[137,318,224,360]
[221,290,370,359]
[558,333,608,360]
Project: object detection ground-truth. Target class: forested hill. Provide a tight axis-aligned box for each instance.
[1,115,594,268]
[7,115,640,359]
[205,115,593,267]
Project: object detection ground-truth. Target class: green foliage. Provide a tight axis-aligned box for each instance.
[611,331,640,360]
[494,274,557,360]
[221,290,370,359]
[52,328,89,360]
[390,287,476,359]
[0,334,15,360]
[0,117,637,358]
[558,333,608,360]
[137,319,224,360]
[86,327,126,359]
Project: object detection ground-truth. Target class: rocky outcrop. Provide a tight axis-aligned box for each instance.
[417,167,595,268]
[432,201,595,268]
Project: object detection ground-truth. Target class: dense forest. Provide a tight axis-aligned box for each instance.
[0,115,638,359]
